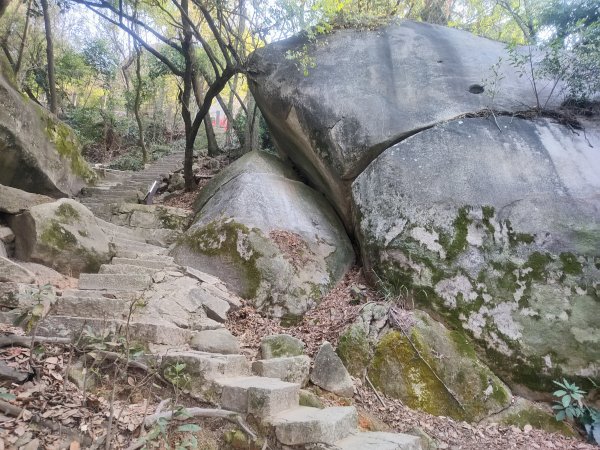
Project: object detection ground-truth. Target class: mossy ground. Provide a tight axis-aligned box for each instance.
[501,408,576,436]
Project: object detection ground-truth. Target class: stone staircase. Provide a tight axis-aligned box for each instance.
[79,150,185,220]
[35,152,422,449]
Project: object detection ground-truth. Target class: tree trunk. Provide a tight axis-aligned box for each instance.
[243,95,259,154]
[40,0,57,114]
[133,46,147,163]
[180,0,195,191]
[204,114,219,156]
[15,0,32,75]
[216,94,243,147]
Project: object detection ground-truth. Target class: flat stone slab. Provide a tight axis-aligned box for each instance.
[190,329,240,354]
[252,355,310,387]
[37,316,191,345]
[335,432,422,450]
[0,257,35,283]
[217,375,299,417]
[199,294,230,323]
[99,264,158,276]
[269,406,357,446]
[54,296,132,319]
[160,351,251,402]
[111,257,173,269]
[78,273,152,291]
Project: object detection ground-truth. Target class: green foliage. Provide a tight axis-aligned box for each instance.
[553,378,600,444]
[82,39,119,88]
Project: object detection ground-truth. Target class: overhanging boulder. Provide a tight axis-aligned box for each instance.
[248,20,557,227]
[0,72,95,197]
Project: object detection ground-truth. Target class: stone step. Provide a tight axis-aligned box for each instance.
[54,295,132,319]
[98,221,149,243]
[113,244,168,259]
[111,257,175,269]
[216,376,299,418]
[37,316,191,345]
[334,432,422,450]
[160,351,251,402]
[99,263,159,276]
[78,273,152,291]
[112,237,167,254]
[60,289,141,300]
[268,406,357,446]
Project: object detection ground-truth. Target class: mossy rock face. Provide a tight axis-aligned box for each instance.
[367,310,511,422]
[10,199,113,276]
[352,117,600,394]
[336,323,373,378]
[0,73,94,196]
[172,151,354,320]
[482,397,576,436]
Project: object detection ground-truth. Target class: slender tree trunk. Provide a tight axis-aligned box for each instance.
[15,0,32,75]
[216,94,243,146]
[133,46,147,163]
[243,95,259,154]
[204,114,219,156]
[40,0,57,113]
[180,0,195,191]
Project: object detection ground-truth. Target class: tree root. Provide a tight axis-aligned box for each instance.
[0,399,92,445]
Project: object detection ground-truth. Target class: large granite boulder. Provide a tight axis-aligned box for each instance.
[172,151,354,323]
[352,116,600,393]
[0,72,95,197]
[248,20,555,227]
[0,184,53,214]
[10,199,113,275]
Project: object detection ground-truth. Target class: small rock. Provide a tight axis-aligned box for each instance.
[252,355,310,387]
[190,329,240,354]
[299,389,324,409]
[408,426,439,450]
[310,341,354,398]
[168,173,185,192]
[200,295,230,323]
[152,271,167,283]
[67,357,98,392]
[260,334,305,359]
[0,226,15,243]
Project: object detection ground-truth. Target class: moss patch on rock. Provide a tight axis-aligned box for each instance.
[336,324,372,378]
[43,115,96,184]
[180,220,263,299]
[367,311,511,422]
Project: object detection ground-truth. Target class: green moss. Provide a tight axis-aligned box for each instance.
[482,205,496,234]
[299,389,324,408]
[439,207,472,261]
[158,207,188,230]
[449,330,477,359]
[180,220,262,299]
[56,203,80,223]
[43,116,96,184]
[368,330,466,420]
[501,408,576,436]
[40,221,77,250]
[337,324,373,378]
[526,252,552,281]
[261,335,304,358]
[559,252,582,275]
[0,53,18,90]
